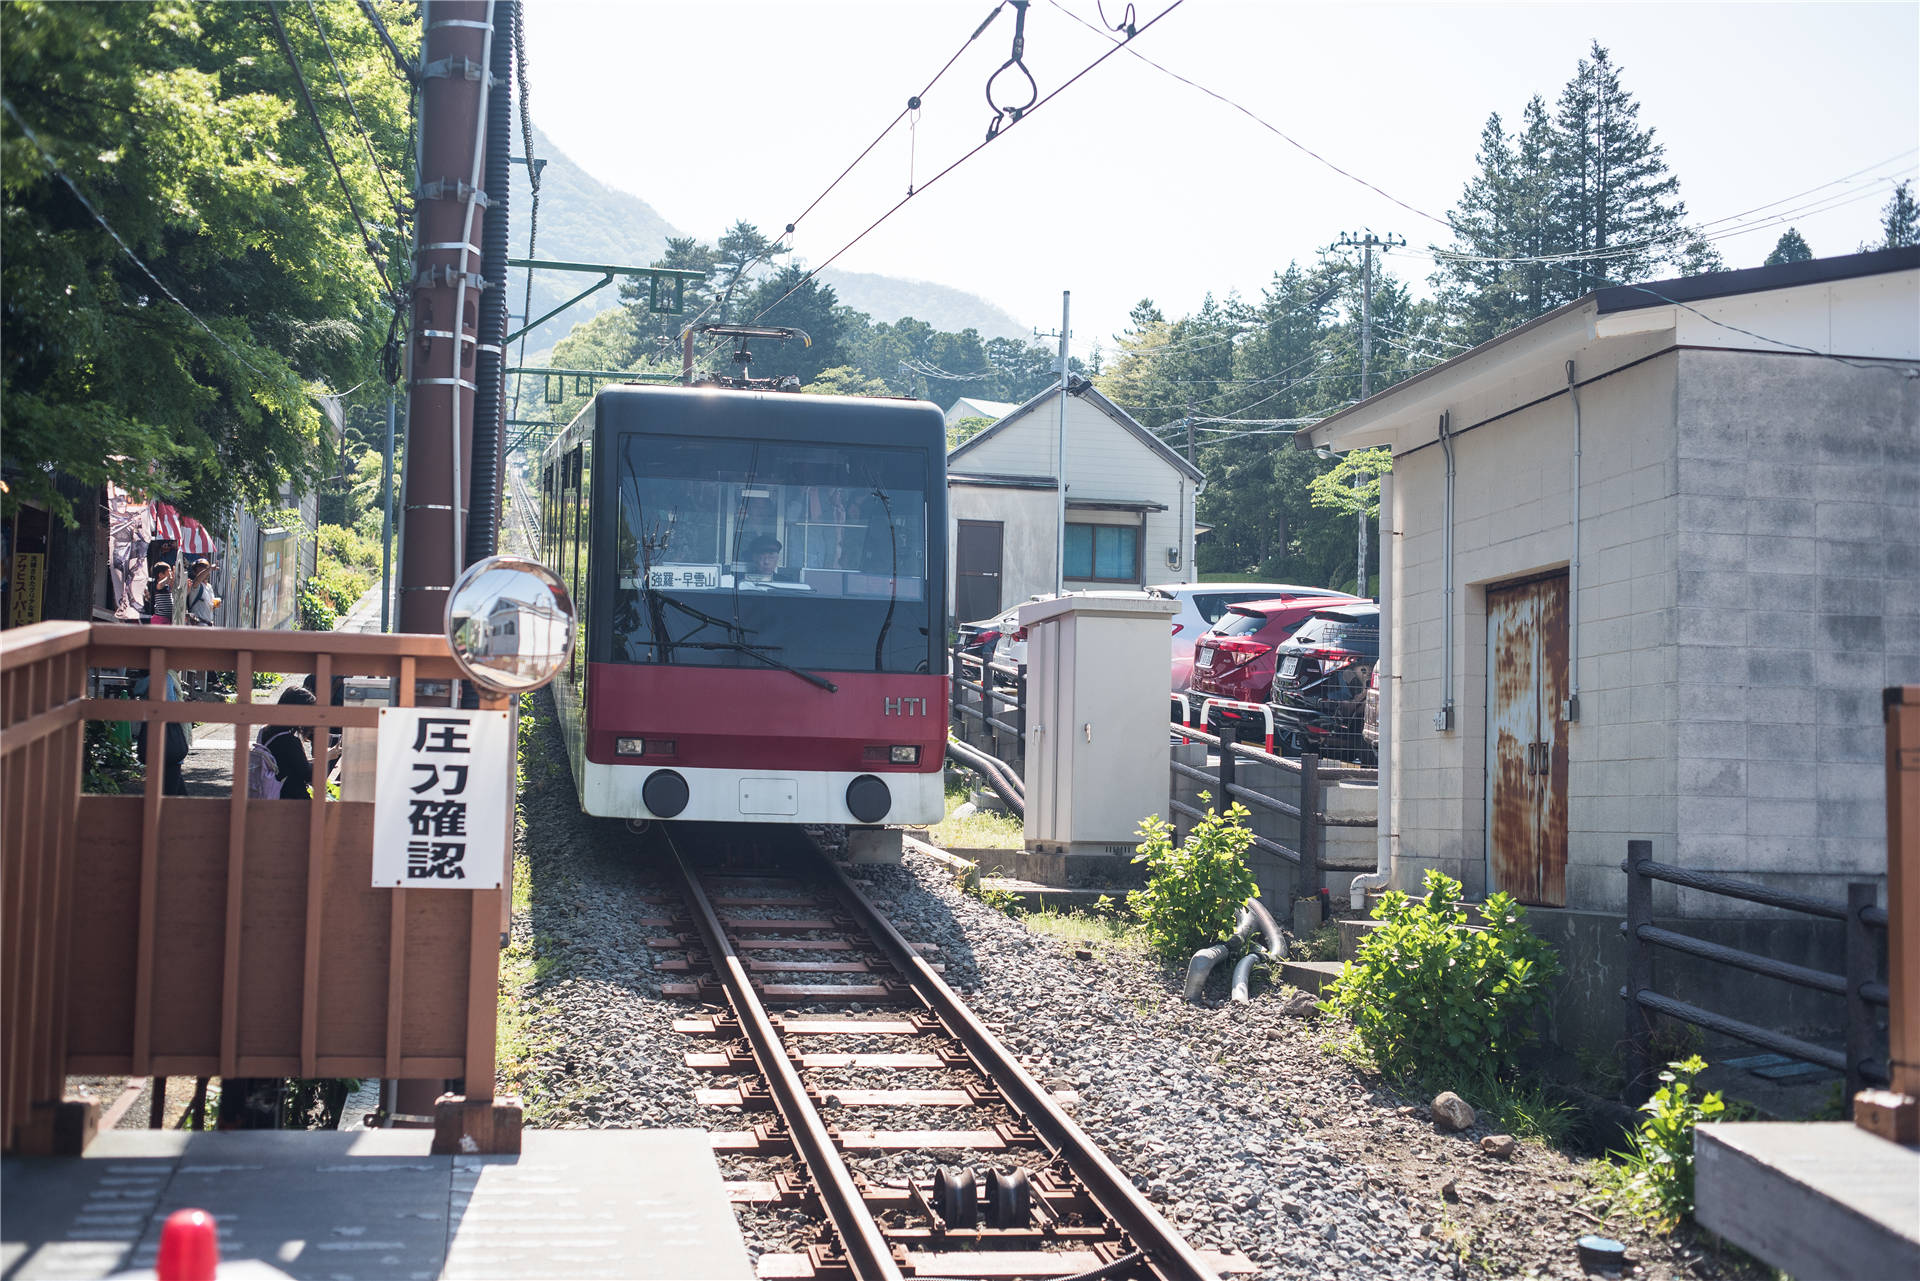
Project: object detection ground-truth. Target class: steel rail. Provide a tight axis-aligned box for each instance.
[666,842,904,1281]
[820,857,1223,1281]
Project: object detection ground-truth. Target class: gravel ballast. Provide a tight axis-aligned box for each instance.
[504,703,1761,1280]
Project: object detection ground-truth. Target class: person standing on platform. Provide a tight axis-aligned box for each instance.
[145,562,175,624]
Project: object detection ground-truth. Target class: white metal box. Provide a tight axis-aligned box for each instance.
[1018,593,1179,850]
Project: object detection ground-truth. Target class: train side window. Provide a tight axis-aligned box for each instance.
[574,439,591,684]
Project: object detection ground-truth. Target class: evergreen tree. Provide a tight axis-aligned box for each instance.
[1433,99,1559,344]
[1877,180,1918,249]
[1550,42,1692,292]
[1764,228,1813,266]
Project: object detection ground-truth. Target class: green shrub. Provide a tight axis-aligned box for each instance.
[1126,800,1258,960]
[306,559,371,614]
[297,581,338,631]
[1322,869,1560,1082]
[1594,1055,1724,1227]
[318,522,379,572]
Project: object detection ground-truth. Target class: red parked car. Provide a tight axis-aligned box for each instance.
[1183,594,1361,742]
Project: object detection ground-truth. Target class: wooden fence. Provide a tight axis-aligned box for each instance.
[1,621,514,1155]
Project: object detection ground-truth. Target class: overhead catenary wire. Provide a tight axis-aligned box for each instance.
[1045,0,1451,230]
[304,0,407,222]
[746,0,1187,328]
[356,0,419,81]
[266,0,398,299]
[679,1,1013,349]
[1,96,278,382]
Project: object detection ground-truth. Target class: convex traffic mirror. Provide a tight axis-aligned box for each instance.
[444,555,576,693]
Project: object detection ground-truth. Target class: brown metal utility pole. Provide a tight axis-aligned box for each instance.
[400,0,498,634]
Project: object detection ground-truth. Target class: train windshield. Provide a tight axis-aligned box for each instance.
[611,434,931,674]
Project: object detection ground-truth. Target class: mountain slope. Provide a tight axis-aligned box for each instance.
[506,127,681,352]
[508,127,1028,351]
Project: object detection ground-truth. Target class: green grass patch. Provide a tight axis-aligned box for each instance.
[929,776,1023,850]
[1021,900,1146,954]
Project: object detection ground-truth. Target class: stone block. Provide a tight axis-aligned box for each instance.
[1676,795,1747,837]
[1678,756,1745,797]
[1818,575,1885,615]
[1747,759,1818,800]
[1747,649,1814,687]
[1678,492,1746,533]
[1677,718,1747,760]
[1745,534,1819,573]
[1746,797,1818,839]
[1747,498,1817,538]
[1676,607,1745,648]
[1746,722,1801,760]
[1816,538,1889,577]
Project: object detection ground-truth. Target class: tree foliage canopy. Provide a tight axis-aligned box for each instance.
[2,0,417,525]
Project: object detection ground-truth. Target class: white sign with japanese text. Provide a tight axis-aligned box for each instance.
[372,708,512,889]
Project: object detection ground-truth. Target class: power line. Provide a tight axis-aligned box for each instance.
[1045,0,1451,230]
[266,0,397,299]
[1,97,279,381]
[680,2,1012,348]
[304,0,406,222]
[355,0,419,82]
[747,0,1187,326]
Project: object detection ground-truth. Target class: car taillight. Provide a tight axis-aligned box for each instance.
[1011,627,1027,643]
[1171,622,1184,635]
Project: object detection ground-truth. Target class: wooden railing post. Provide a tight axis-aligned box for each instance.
[1622,838,1656,1100]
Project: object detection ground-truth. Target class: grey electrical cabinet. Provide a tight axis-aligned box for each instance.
[1018,593,1179,858]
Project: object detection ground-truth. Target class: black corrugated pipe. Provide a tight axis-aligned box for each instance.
[945,739,1024,818]
[464,0,514,564]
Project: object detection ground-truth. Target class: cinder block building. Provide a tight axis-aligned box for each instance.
[1297,248,1919,1044]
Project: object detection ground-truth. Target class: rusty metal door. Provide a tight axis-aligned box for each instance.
[1485,573,1569,906]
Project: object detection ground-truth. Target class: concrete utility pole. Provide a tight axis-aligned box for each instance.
[399,0,498,634]
[1333,229,1404,597]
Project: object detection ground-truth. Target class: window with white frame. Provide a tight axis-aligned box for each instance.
[1064,522,1138,582]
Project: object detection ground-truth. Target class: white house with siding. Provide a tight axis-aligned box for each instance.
[946,380,1205,622]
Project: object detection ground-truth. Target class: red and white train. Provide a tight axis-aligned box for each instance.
[537,373,948,828]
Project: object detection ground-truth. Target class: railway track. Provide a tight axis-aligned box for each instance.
[649,830,1252,1281]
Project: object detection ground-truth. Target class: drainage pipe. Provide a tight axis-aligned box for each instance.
[1352,468,1394,909]
[1184,898,1287,1002]
[1565,360,1582,724]
[463,0,514,563]
[1435,412,1456,734]
[945,739,1024,818]
[946,735,1023,801]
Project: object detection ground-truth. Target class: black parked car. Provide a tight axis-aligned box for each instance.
[1270,603,1379,763]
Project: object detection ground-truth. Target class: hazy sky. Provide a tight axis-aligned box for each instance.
[524,1,1919,350]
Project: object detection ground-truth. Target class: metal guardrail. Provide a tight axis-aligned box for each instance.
[944,648,1378,887]
[1621,838,1889,1104]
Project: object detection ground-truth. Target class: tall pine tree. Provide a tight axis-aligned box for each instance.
[1434,42,1702,344]
[1876,180,1918,250]
[1551,42,1692,291]
[1764,228,1813,265]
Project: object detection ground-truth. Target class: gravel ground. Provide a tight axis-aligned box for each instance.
[502,698,1764,1281]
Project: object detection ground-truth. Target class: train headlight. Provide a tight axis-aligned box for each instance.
[617,738,675,756]
[889,745,920,764]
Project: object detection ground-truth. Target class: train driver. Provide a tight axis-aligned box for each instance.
[743,535,787,582]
